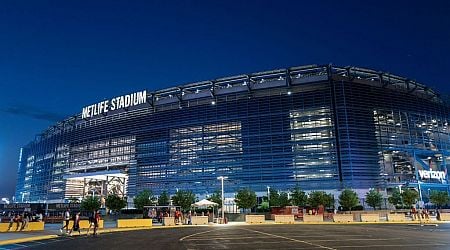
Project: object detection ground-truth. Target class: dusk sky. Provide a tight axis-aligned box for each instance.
[1,0,450,198]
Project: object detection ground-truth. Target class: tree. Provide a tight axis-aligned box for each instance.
[388,189,403,208]
[269,189,280,207]
[157,190,170,206]
[308,191,334,208]
[172,190,196,212]
[365,189,383,210]
[257,200,270,212]
[401,189,419,208]
[290,186,307,207]
[235,188,257,212]
[105,194,127,213]
[80,196,101,212]
[207,190,222,208]
[429,191,450,210]
[269,189,289,207]
[338,189,359,211]
[133,190,156,210]
[278,192,290,207]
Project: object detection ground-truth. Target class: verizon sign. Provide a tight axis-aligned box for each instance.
[418,169,447,183]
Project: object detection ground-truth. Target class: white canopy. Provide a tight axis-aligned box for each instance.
[192,199,218,207]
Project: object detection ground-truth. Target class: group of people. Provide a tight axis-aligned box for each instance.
[147,209,170,223]
[60,209,101,236]
[411,207,431,220]
[7,212,34,231]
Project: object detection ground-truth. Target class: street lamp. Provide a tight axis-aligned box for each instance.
[217,176,228,223]
[417,181,424,208]
[267,186,270,207]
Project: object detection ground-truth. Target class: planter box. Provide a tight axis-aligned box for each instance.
[333,214,354,223]
[387,213,406,222]
[163,217,175,226]
[360,213,380,222]
[274,215,295,224]
[191,216,208,225]
[0,221,44,232]
[303,215,323,222]
[439,213,450,221]
[117,219,152,228]
[245,215,265,224]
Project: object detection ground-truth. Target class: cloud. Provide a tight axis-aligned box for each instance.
[0,105,66,122]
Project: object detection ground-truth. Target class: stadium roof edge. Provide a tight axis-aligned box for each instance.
[33,64,447,141]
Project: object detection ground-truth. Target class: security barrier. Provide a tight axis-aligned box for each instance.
[245,215,265,224]
[117,219,152,228]
[274,215,295,224]
[191,216,208,225]
[333,214,354,223]
[360,214,380,222]
[387,213,406,222]
[302,215,323,222]
[0,221,45,232]
[163,217,175,226]
[439,213,450,221]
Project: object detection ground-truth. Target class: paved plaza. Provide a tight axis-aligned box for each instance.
[1,223,450,249]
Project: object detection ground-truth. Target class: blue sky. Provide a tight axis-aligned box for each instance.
[1,0,450,198]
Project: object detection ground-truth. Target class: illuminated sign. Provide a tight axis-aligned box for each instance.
[82,90,147,119]
[418,169,447,182]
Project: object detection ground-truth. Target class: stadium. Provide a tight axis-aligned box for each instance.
[14,64,450,205]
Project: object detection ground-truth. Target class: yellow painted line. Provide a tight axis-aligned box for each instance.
[0,235,58,246]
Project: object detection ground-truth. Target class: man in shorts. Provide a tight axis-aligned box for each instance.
[68,212,81,236]
[60,209,70,234]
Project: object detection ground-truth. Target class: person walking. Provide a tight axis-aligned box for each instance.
[7,214,19,231]
[68,212,81,236]
[87,210,95,235]
[93,210,101,236]
[60,209,71,234]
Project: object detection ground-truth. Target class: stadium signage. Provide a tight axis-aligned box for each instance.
[4,203,31,209]
[48,203,81,210]
[82,90,147,119]
[418,169,446,182]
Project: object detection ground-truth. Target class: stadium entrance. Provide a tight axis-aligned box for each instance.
[64,170,128,202]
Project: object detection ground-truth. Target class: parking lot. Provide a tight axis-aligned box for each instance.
[2,223,450,250]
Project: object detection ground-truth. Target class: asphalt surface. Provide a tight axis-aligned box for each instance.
[2,224,450,250]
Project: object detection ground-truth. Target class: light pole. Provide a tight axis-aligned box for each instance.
[418,181,424,208]
[217,176,228,223]
[398,185,403,207]
[267,186,270,207]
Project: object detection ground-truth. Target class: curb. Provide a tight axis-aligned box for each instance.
[0,235,59,246]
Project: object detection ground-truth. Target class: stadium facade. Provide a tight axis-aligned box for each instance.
[14,65,450,204]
